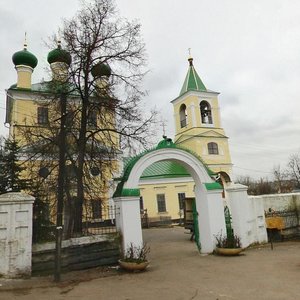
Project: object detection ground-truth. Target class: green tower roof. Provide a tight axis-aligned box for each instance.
[47,42,71,66]
[179,57,206,96]
[12,45,38,69]
[91,62,112,78]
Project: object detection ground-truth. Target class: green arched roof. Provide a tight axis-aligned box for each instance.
[113,137,220,197]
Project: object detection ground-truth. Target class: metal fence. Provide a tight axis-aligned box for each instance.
[78,205,118,237]
[265,209,300,240]
[33,205,118,243]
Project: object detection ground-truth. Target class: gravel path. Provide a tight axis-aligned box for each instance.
[1,227,300,300]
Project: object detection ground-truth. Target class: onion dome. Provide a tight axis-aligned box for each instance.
[47,41,72,66]
[12,43,38,69]
[91,62,111,78]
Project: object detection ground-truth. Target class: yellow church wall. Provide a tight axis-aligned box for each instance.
[139,179,195,222]
[15,65,33,89]
[172,87,232,179]
[173,92,221,135]
[7,88,120,224]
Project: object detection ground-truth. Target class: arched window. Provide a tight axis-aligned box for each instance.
[179,104,187,128]
[208,142,218,154]
[200,101,212,124]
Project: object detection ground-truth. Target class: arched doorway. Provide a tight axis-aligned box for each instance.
[113,138,226,254]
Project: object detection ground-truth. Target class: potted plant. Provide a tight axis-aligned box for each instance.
[119,243,150,271]
[215,232,243,256]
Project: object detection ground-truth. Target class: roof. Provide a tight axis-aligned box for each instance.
[140,160,190,180]
[12,47,38,69]
[8,81,79,96]
[179,57,207,96]
[113,137,220,197]
[47,45,72,66]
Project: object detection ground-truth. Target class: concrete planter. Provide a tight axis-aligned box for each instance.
[118,259,149,271]
[216,247,243,256]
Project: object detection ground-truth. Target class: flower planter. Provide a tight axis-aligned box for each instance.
[118,259,150,271]
[216,247,243,256]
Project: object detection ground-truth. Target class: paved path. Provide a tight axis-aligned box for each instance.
[1,227,300,299]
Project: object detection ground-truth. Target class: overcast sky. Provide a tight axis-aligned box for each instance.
[1,0,300,180]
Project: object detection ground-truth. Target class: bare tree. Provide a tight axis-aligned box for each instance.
[287,153,300,189]
[21,0,157,236]
[272,164,293,193]
[235,175,275,195]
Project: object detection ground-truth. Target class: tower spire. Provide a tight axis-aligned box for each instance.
[188,48,193,66]
[179,53,206,96]
[24,32,27,50]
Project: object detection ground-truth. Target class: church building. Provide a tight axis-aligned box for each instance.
[137,55,233,224]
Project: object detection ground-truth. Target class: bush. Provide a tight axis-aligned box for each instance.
[215,232,241,249]
[122,243,150,264]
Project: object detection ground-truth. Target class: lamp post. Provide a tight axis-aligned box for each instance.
[54,92,67,282]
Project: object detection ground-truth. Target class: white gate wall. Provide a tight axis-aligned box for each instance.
[0,192,35,278]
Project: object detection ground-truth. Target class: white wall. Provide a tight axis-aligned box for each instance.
[226,184,268,247]
[0,192,35,278]
[250,193,300,212]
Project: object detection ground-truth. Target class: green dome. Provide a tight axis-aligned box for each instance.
[156,136,174,149]
[91,62,111,78]
[12,48,38,69]
[47,44,71,66]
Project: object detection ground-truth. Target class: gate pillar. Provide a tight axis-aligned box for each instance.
[114,196,143,253]
[226,184,250,248]
[196,185,226,253]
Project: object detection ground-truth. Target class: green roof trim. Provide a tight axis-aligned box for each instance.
[179,58,207,96]
[113,136,217,198]
[120,188,140,197]
[205,182,223,190]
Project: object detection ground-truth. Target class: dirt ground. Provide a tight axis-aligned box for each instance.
[1,226,300,300]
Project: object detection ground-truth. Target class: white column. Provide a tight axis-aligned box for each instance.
[226,184,250,248]
[114,196,143,254]
[189,102,196,127]
[195,185,226,253]
[0,192,35,278]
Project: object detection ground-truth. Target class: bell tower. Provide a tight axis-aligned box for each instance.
[172,55,232,182]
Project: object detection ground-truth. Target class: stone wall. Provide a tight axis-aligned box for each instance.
[249,192,300,240]
[252,193,300,212]
[32,234,120,275]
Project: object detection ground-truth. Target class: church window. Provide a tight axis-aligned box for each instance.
[140,196,144,211]
[178,192,185,210]
[208,142,218,154]
[87,110,97,129]
[91,199,102,219]
[200,101,212,124]
[157,194,166,213]
[179,104,187,128]
[37,106,49,125]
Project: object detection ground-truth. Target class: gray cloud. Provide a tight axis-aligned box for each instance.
[1,0,300,180]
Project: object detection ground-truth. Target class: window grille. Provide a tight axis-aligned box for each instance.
[208,142,219,155]
[156,194,166,213]
[37,107,49,125]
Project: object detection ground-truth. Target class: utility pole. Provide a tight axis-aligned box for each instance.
[54,92,67,282]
